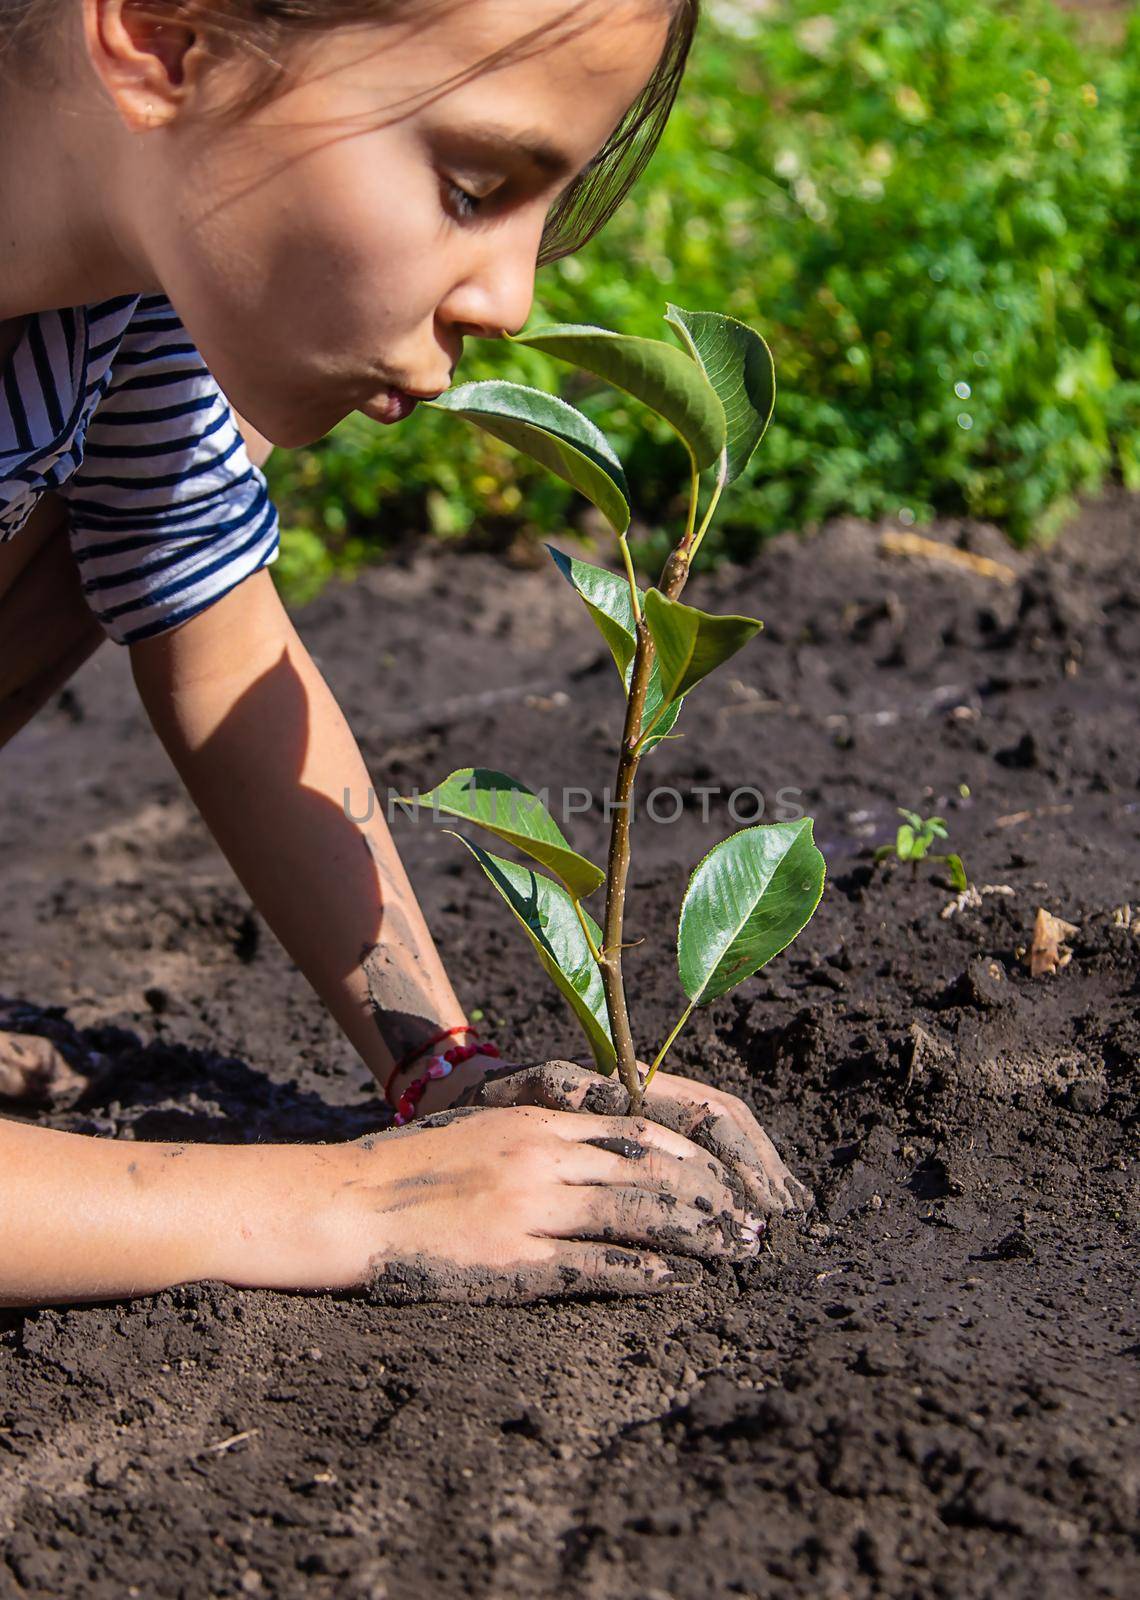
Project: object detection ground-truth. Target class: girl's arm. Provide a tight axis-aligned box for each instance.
[129,567,480,1113]
[0,1111,760,1308]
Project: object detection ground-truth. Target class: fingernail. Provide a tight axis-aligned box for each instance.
[745,1214,766,1234]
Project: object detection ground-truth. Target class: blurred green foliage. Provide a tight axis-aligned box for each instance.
[266,0,1139,598]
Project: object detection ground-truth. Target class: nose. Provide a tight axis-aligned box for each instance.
[441,227,540,344]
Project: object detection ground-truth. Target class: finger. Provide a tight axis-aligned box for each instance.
[555,1095,806,1218]
[643,1073,803,1204]
[678,1105,799,1214]
[549,1241,700,1298]
[565,1112,760,1218]
[369,1245,696,1304]
[547,1063,626,1114]
[363,1240,679,1307]
[562,1111,729,1170]
[606,1114,766,1218]
[713,1105,805,1208]
[547,1185,761,1261]
[571,1140,754,1232]
[472,1061,614,1114]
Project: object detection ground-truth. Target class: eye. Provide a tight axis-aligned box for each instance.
[444,179,486,221]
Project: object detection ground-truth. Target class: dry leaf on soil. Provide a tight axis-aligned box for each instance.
[1029,907,1079,977]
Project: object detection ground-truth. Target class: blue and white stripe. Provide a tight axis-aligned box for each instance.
[1,292,279,646]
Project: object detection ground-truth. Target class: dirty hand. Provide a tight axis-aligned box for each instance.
[0,1029,87,1107]
[464,1060,813,1217]
[305,1105,764,1305]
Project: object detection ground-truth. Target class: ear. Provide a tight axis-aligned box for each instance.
[82,0,214,131]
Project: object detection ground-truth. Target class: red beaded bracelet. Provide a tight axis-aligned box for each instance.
[393,1040,501,1126]
[384,1023,478,1107]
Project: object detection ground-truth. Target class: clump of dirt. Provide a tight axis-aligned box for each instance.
[1,492,1138,1598]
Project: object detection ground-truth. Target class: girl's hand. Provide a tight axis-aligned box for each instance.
[641,1069,814,1215]
[464,1060,813,1217]
[293,1105,764,1304]
[0,1107,756,1309]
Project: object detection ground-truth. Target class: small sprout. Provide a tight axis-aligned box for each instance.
[875,809,968,891]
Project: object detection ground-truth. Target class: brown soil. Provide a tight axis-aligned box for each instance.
[1,491,1138,1598]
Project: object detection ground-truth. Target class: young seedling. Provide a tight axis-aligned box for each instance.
[875,809,968,891]
[400,307,827,1113]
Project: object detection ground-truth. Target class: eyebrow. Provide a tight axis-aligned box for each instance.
[446,123,578,181]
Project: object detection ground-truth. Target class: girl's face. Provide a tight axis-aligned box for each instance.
[95,0,672,447]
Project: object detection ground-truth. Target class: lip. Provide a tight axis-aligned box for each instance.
[360,385,447,426]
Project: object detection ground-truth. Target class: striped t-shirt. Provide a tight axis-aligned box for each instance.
[1,292,280,646]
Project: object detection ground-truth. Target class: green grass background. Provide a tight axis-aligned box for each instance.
[266,0,1139,604]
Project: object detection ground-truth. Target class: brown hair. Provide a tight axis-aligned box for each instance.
[2,0,699,266]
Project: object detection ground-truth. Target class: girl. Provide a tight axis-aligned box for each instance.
[0,0,811,1308]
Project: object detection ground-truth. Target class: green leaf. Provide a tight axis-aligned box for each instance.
[407,769,605,900]
[428,381,630,534]
[896,824,918,858]
[546,546,637,677]
[664,306,776,484]
[511,323,726,472]
[452,836,616,1074]
[547,547,681,751]
[643,588,762,707]
[678,820,826,1005]
[942,853,968,892]
[639,663,684,754]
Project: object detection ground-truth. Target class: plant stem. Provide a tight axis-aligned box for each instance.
[600,619,654,1112]
[643,1000,696,1091]
[688,458,728,562]
[598,458,717,1112]
[618,535,641,622]
[632,700,671,757]
[683,460,701,545]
